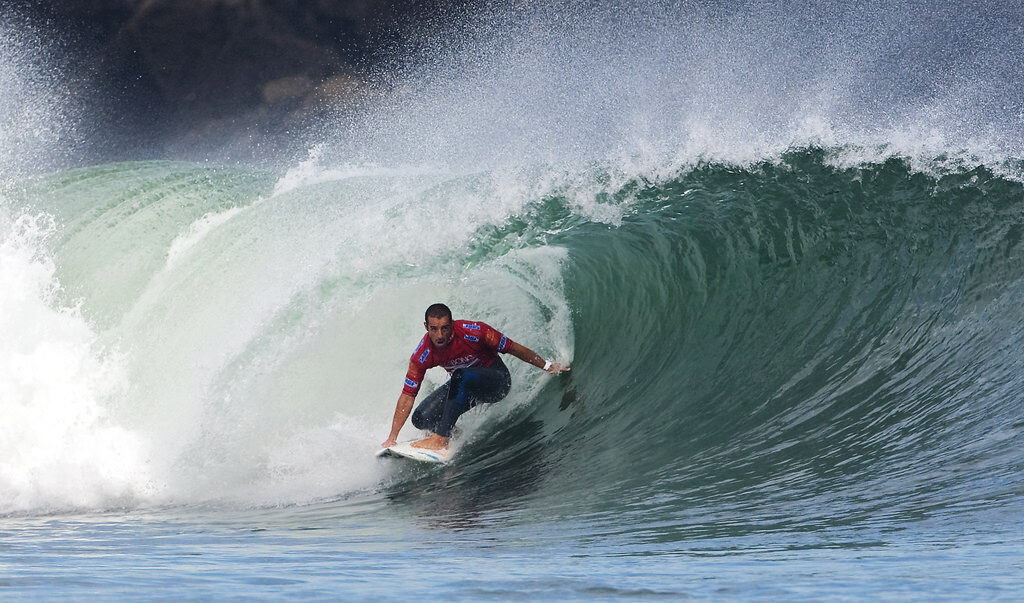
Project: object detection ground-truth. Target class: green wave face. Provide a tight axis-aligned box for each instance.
[535,151,1024,532]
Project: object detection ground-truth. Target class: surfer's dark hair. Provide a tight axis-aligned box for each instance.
[425,303,453,323]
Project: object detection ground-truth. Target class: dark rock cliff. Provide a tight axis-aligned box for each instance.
[12,0,464,159]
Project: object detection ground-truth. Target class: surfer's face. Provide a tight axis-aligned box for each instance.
[425,315,454,348]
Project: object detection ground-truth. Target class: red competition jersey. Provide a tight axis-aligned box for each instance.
[401,320,515,397]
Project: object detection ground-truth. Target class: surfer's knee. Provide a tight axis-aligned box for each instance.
[411,406,429,429]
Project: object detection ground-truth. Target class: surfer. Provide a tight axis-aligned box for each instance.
[381,303,569,451]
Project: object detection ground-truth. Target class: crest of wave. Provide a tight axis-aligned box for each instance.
[307,0,1024,178]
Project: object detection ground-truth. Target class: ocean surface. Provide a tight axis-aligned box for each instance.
[3,1,1024,599]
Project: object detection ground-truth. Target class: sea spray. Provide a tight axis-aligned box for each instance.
[0,17,83,176]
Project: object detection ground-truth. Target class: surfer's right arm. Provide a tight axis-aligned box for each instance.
[383,359,426,447]
[382,393,415,448]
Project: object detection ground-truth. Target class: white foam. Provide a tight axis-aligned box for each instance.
[0,210,152,513]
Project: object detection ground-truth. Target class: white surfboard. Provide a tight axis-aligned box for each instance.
[375,441,454,464]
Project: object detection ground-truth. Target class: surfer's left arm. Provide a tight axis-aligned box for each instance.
[507,341,570,375]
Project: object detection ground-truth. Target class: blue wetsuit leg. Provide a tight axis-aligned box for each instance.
[411,383,449,433]
[411,358,511,437]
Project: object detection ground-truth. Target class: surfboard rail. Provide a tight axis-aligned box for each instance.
[375,441,453,463]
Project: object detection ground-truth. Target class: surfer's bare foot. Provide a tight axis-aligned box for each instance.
[411,433,450,450]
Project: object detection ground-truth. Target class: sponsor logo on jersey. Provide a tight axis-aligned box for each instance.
[404,378,420,389]
[463,323,481,330]
[463,334,479,342]
[418,347,430,363]
[499,334,508,351]
[445,355,480,370]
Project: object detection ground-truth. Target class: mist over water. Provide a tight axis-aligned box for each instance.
[1,2,1024,598]
[0,20,79,177]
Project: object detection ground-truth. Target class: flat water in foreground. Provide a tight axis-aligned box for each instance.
[3,493,1022,600]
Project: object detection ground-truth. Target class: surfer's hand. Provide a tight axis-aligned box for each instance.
[381,437,397,448]
[546,363,570,375]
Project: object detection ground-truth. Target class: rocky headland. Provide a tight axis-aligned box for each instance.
[16,0,462,160]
